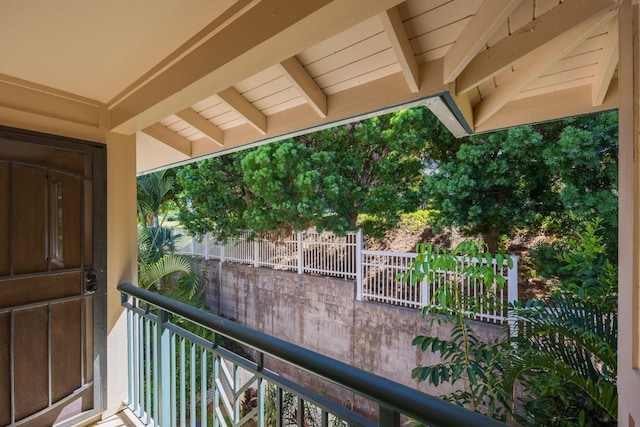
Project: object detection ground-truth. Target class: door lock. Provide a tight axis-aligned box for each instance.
[85,271,98,293]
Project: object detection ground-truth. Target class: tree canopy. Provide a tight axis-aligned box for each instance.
[424,111,618,251]
[174,107,618,250]
[176,107,440,238]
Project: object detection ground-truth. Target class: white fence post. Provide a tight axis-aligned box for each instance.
[508,256,518,304]
[420,276,430,307]
[191,235,196,256]
[297,231,304,275]
[355,229,363,301]
[254,239,259,268]
[205,232,210,260]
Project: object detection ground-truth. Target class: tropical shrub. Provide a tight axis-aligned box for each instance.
[403,241,513,422]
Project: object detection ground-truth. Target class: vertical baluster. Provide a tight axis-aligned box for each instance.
[201,347,208,427]
[171,333,177,426]
[379,406,400,426]
[144,318,151,424]
[137,310,144,418]
[213,355,220,427]
[157,309,171,426]
[277,386,284,427]
[297,397,304,426]
[190,343,196,426]
[152,314,159,425]
[257,377,266,427]
[180,337,186,427]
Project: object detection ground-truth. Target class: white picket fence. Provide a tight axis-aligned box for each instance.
[176,229,518,323]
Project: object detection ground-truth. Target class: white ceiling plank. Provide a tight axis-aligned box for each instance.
[142,123,192,157]
[474,9,616,127]
[218,87,268,135]
[110,0,405,134]
[379,6,420,93]
[443,0,525,84]
[592,16,619,106]
[277,56,327,118]
[456,0,619,94]
[176,108,224,147]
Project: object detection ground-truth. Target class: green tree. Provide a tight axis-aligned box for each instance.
[541,111,618,252]
[176,154,250,241]
[425,126,558,251]
[176,107,441,238]
[137,169,178,226]
[240,142,339,234]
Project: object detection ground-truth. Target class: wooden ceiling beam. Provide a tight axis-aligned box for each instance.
[379,6,420,93]
[109,0,405,134]
[443,0,524,84]
[456,0,619,95]
[218,87,267,135]
[176,108,224,147]
[592,16,619,106]
[277,56,327,118]
[142,123,192,157]
[474,9,617,127]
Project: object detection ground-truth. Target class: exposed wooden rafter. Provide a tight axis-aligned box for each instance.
[592,16,619,106]
[218,87,267,135]
[443,0,524,84]
[379,6,420,93]
[474,8,617,127]
[175,108,224,147]
[277,56,327,118]
[109,0,406,134]
[456,0,619,95]
[142,123,192,157]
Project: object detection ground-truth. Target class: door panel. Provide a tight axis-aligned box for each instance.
[14,306,50,420]
[12,164,48,274]
[0,127,106,427]
[51,300,83,403]
[0,313,10,426]
[0,163,9,276]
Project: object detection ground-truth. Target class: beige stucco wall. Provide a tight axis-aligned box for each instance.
[104,131,137,416]
[618,2,640,426]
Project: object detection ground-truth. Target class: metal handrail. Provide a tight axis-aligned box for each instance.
[118,283,506,427]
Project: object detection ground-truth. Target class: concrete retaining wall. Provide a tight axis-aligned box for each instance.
[197,258,507,418]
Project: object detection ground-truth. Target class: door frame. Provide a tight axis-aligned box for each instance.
[0,125,107,425]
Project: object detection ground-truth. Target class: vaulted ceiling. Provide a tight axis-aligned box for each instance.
[0,0,619,174]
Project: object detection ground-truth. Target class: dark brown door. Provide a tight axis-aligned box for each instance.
[0,127,106,427]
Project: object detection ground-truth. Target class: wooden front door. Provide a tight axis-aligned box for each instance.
[0,127,106,427]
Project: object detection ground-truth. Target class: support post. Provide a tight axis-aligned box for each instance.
[356,228,363,301]
[157,309,171,425]
[297,231,304,275]
[379,406,400,427]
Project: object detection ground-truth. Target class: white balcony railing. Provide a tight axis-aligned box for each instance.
[119,283,508,427]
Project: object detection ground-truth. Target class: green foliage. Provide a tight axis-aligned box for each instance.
[424,111,618,252]
[240,141,344,234]
[506,219,618,426]
[176,107,442,239]
[530,219,618,310]
[404,241,513,421]
[425,126,558,251]
[541,111,618,251]
[506,293,618,426]
[137,169,178,226]
[137,224,200,298]
[398,209,437,231]
[176,154,250,241]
